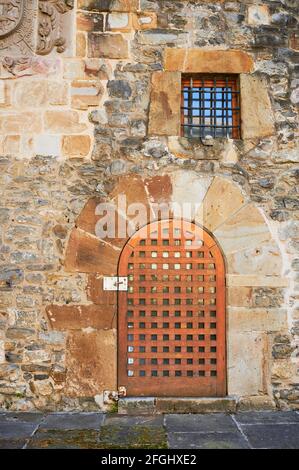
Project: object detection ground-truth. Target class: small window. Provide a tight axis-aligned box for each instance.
[181,75,241,139]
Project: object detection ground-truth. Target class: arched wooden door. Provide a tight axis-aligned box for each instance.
[118,219,226,397]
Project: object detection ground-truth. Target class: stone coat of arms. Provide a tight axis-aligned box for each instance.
[0,0,24,38]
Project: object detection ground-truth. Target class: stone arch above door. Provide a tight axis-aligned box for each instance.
[47,171,288,403]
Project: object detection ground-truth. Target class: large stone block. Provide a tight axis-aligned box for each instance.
[0,112,42,134]
[214,204,271,254]
[87,33,129,59]
[44,111,87,134]
[64,228,120,274]
[62,135,91,157]
[164,49,254,73]
[65,330,117,397]
[46,304,116,330]
[171,171,212,221]
[226,240,283,276]
[148,71,181,136]
[228,308,288,333]
[227,331,268,395]
[195,176,246,232]
[240,74,275,139]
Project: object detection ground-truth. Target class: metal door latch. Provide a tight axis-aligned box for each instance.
[103,277,128,291]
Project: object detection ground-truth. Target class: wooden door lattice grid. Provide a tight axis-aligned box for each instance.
[118,220,226,397]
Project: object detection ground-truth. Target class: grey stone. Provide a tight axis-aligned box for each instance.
[165,413,236,432]
[40,413,105,430]
[143,140,169,158]
[107,80,132,100]
[168,432,249,449]
[0,422,37,439]
[104,415,163,427]
[241,423,299,449]
[118,397,155,415]
[0,266,24,287]
[0,412,44,424]
[234,411,299,425]
[109,159,127,175]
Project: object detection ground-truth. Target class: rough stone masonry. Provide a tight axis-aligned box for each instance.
[0,0,298,412]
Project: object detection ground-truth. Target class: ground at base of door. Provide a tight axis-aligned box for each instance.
[0,411,299,449]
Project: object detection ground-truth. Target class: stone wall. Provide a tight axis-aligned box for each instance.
[0,0,298,411]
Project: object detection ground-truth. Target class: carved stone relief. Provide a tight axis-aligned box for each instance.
[0,0,73,57]
[37,0,74,55]
[0,0,36,56]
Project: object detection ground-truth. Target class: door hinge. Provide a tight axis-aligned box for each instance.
[103,276,128,291]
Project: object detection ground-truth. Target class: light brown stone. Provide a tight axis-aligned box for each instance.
[133,12,158,30]
[164,49,254,73]
[226,240,283,276]
[195,176,246,231]
[227,331,268,395]
[44,111,87,134]
[214,203,271,254]
[144,174,173,205]
[226,275,289,288]
[228,308,288,333]
[46,304,116,330]
[71,80,103,110]
[62,135,91,157]
[76,32,87,57]
[64,228,120,275]
[77,11,104,32]
[0,112,42,134]
[65,330,117,397]
[171,171,212,221]
[227,287,252,307]
[88,33,129,59]
[240,74,275,139]
[148,71,181,136]
[2,135,20,154]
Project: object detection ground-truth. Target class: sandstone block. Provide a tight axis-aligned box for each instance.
[2,135,20,155]
[44,111,87,134]
[106,13,132,32]
[148,71,181,136]
[71,80,103,110]
[88,33,129,59]
[0,112,42,134]
[164,49,254,73]
[195,176,246,232]
[171,171,212,221]
[65,330,117,397]
[214,203,271,254]
[62,135,91,157]
[226,240,282,276]
[64,228,120,274]
[77,11,104,32]
[34,135,61,156]
[76,33,87,57]
[227,331,268,395]
[46,304,116,330]
[228,308,288,333]
[240,74,275,139]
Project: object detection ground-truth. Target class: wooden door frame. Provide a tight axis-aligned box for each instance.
[117,218,227,397]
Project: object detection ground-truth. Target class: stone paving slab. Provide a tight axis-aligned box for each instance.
[233,411,299,425]
[240,423,299,449]
[0,411,299,449]
[165,413,236,432]
[40,412,105,430]
[168,431,250,449]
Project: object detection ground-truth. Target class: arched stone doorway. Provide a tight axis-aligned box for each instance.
[118,219,226,397]
[47,171,286,409]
